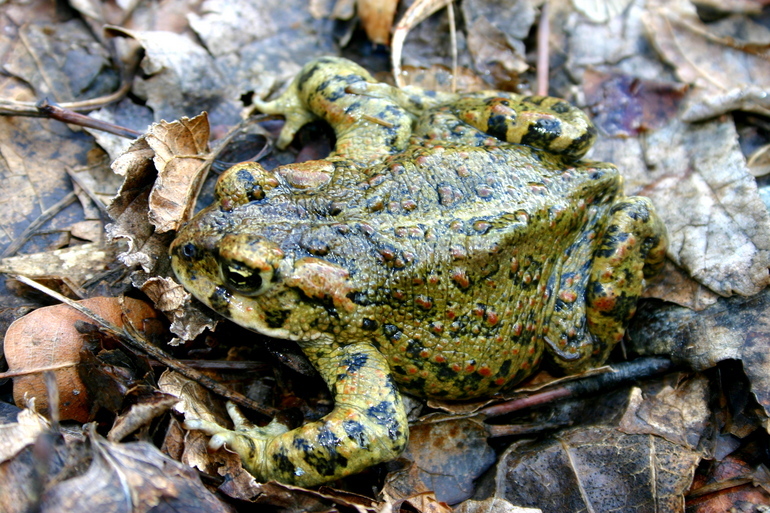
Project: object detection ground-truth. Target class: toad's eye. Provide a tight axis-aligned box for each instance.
[220,258,273,296]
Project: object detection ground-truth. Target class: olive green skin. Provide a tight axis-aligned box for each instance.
[170,57,667,487]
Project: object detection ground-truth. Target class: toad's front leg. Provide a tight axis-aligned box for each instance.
[185,341,408,487]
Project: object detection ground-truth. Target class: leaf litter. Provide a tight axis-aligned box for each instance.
[0,0,768,511]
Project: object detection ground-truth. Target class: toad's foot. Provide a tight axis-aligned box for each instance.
[185,403,290,469]
[252,56,413,162]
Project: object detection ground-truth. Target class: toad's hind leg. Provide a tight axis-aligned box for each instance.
[185,341,408,487]
[542,196,666,373]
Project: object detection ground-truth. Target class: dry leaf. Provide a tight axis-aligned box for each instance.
[40,428,233,512]
[4,297,161,422]
[642,260,720,311]
[0,408,49,463]
[492,426,701,511]
[643,0,770,119]
[358,0,398,45]
[145,114,211,232]
[618,376,710,450]
[629,289,770,423]
[454,498,541,513]
[108,113,210,274]
[644,118,770,297]
[0,243,117,286]
[383,416,496,505]
[462,0,533,86]
[140,275,219,341]
[108,392,180,442]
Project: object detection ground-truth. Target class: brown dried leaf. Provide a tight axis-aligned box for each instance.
[383,416,496,505]
[40,428,233,513]
[643,0,770,119]
[140,276,219,342]
[0,243,117,286]
[108,392,180,442]
[462,0,533,88]
[108,113,210,274]
[358,0,398,45]
[0,408,48,463]
[454,498,541,513]
[4,297,161,422]
[629,288,770,422]
[642,260,719,311]
[619,376,711,450]
[492,426,701,511]
[644,118,770,297]
[146,114,211,232]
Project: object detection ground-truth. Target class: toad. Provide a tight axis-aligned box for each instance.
[170,57,667,487]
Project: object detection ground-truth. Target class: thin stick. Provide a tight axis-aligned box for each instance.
[536,0,550,96]
[1,191,77,258]
[37,100,141,139]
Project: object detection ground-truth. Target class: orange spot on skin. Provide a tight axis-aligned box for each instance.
[435,355,446,363]
[494,377,506,386]
[451,268,470,288]
[593,296,617,311]
[415,296,433,310]
[479,366,492,377]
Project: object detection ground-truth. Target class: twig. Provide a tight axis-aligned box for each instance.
[536,0,550,96]
[37,100,141,139]
[1,191,78,258]
[65,166,110,218]
[481,357,674,419]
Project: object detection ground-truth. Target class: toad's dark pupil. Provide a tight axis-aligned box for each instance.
[181,243,198,259]
[223,260,262,292]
